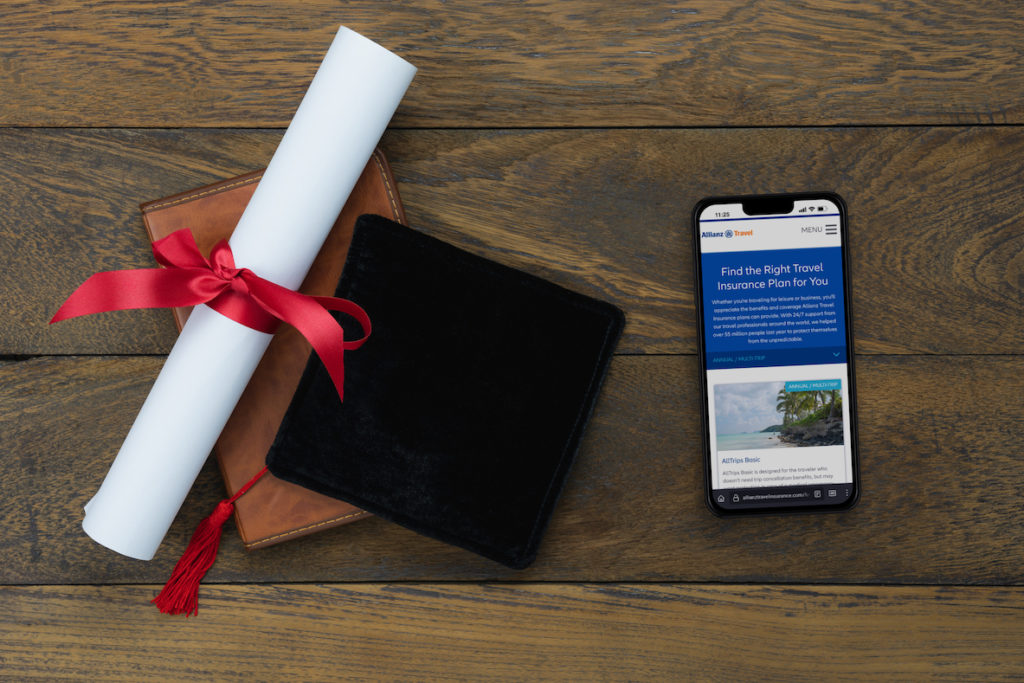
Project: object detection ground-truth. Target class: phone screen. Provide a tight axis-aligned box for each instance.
[693,194,858,513]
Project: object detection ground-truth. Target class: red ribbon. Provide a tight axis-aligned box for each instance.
[50,228,369,402]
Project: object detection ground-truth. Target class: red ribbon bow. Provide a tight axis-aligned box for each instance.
[50,228,369,402]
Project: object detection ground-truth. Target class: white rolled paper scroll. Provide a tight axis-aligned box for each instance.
[82,26,416,560]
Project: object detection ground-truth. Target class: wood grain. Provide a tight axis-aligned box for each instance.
[4,1,1020,676]
[1,583,1022,680]
[2,127,1023,356]
[3,354,1022,585]
[1,1,1022,127]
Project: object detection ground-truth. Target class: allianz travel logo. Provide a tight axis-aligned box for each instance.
[700,228,753,238]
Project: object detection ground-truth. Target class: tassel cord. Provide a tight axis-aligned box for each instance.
[151,466,269,616]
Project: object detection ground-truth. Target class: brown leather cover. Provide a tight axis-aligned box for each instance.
[141,149,405,549]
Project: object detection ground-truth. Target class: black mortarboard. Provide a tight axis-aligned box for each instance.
[267,214,624,568]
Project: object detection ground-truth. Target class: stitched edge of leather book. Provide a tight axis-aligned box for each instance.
[140,148,405,549]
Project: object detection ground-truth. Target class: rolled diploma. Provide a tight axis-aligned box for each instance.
[81,26,416,560]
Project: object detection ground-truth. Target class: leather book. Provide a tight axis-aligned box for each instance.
[141,149,406,549]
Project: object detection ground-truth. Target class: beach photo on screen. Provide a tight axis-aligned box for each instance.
[714,379,844,450]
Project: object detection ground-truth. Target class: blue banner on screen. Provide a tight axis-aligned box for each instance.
[701,246,846,369]
[785,379,841,392]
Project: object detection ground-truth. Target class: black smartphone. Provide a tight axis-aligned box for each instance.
[692,192,859,515]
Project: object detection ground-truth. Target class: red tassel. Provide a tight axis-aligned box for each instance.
[152,466,268,616]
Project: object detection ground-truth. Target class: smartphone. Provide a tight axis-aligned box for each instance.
[692,192,859,515]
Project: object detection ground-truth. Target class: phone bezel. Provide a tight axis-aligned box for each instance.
[692,191,860,516]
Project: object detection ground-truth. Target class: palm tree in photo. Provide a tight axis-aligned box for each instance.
[827,389,840,418]
[794,391,818,420]
[776,388,797,425]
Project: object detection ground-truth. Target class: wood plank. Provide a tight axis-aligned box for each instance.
[3,354,1022,585]
[1,583,1021,680]
[1,1,1022,127]
[2,127,1023,355]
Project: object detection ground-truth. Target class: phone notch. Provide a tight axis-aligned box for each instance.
[741,197,794,216]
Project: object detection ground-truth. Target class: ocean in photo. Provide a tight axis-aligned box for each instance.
[716,431,796,450]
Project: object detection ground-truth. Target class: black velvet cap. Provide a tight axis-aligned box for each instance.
[267,214,624,568]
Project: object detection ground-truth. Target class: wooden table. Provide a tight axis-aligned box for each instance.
[2,2,1023,679]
